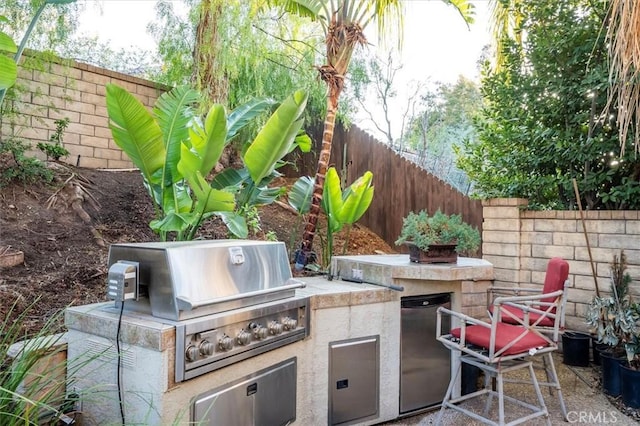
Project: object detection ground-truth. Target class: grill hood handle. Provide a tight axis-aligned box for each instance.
[176,279,306,311]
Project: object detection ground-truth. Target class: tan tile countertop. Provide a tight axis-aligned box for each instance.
[296,275,399,310]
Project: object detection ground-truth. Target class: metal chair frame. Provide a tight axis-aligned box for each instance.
[436,289,565,426]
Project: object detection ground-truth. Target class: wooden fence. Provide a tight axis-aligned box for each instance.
[285,124,484,251]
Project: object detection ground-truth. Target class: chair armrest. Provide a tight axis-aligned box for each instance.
[489,286,543,293]
[487,286,544,310]
[436,306,491,346]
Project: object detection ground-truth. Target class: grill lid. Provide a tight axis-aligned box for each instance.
[107,240,304,321]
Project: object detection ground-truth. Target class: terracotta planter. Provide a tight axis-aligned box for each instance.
[405,242,458,264]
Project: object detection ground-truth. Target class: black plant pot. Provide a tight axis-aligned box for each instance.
[620,362,640,408]
[562,331,590,366]
[591,337,608,366]
[461,362,481,396]
[600,349,625,396]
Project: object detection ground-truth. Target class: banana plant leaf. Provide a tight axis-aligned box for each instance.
[189,172,235,214]
[216,211,248,238]
[321,167,344,233]
[0,55,16,90]
[150,211,193,234]
[252,186,285,206]
[210,167,283,207]
[243,90,308,184]
[162,181,193,214]
[106,84,164,185]
[210,168,247,190]
[288,176,314,214]
[0,30,17,90]
[339,171,374,224]
[226,98,276,142]
[292,132,312,153]
[178,104,226,181]
[153,86,199,188]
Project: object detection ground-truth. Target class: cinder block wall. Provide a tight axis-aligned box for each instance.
[483,198,640,332]
[1,52,168,169]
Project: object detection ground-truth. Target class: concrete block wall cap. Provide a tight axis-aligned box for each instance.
[482,198,529,207]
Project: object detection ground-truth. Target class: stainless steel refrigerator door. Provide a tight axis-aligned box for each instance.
[400,294,451,414]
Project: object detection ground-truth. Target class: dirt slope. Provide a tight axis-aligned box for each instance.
[0,166,394,335]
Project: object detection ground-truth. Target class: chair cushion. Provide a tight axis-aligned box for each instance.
[489,305,554,327]
[541,257,569,303]
[451,323,550,355]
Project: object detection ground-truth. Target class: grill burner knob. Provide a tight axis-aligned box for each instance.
[218,335,234,351]
[185,344,199,362]
[268,321,284,335]
[199,340,215,356]
[282,317,298,330]
[249,322,268,340]
[236,330,251,346]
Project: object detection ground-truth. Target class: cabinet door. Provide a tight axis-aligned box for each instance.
[329,336,379,425]
[192,357,296,426]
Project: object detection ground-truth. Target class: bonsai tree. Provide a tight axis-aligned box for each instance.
[395,209,480,255]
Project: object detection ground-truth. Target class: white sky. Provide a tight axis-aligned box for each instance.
[76,0,491,138]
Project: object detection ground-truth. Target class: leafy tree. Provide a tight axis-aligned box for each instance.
[148,0,327,127]
[0,0,81,53]
[403,77,480,194]
[349,51,403,147]
[0,0,78,112]
[57,36,160,78]
[458,0,640,209]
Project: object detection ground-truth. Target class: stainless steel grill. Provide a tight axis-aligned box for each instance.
[106,240,310,382]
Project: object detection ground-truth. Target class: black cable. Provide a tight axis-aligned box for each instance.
[116,301,126,425]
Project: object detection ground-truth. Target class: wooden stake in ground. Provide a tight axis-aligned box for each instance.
[572,178,600,297]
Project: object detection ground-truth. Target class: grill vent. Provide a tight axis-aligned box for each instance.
[85,339,136,369]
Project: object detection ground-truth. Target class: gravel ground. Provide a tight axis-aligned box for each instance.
[382,352,638,425]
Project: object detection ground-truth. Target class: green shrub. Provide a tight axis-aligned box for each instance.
[0,138,53,187]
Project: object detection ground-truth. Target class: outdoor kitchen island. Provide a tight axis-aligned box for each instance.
[65,252,493,425]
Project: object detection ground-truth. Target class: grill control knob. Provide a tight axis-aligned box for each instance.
[249,322,268,340]
[236,330,251,346]
[185,344,199,362]
[282,316,298,331]
[199,340,215,356]
[268,321,284,335]
[218,335,234,351]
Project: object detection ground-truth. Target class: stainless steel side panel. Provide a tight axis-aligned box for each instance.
[192,357,296,426]
[328,336,379,426]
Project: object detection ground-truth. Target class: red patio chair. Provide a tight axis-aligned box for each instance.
[486,257,570,420]
[436,287,566,425]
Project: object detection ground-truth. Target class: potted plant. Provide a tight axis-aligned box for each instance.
[620,315,640,408]
[585,250,635,397]
[395,210,480,263]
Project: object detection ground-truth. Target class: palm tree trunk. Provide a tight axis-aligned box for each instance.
[297,94,339,268]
